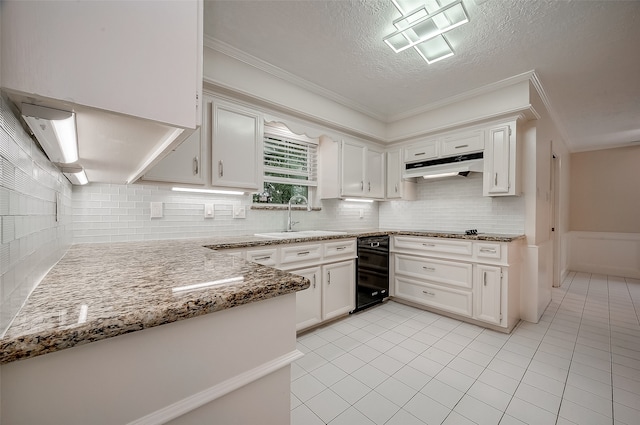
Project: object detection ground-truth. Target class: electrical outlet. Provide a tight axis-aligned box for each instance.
[150,202,163,218]
[233,205,246,219]
[204,204,215,219]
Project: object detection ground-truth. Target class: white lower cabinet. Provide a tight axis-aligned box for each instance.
[391,236,521,332]
[474,264,503,325]
[322,260,356,321]
[221,239,356,332]
[292,266,322,331]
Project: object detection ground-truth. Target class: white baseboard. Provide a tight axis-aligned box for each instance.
[568,231,640,279]
[127,349,304,425]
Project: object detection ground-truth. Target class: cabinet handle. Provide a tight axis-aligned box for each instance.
[414,152,425,156]
[422,243,436,247]
[455,144,469,149]
[296,251,310,256]
[219,160,224,177]
[483,271,487,286]
[312,273,316,289]
[422,266,436,272]
[327,271,331,285]
[494,173,498,186]
[193,157,199,175]
[422,290,435,296]
[395,184,398,193]
[370,242,380,248]
[368,181,371,192]
[480,248,497,253]
[336,246,347,251]
[360,181,364,191]
[253,255,271,261]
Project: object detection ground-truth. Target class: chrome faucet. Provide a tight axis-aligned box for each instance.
[287,194,311,232]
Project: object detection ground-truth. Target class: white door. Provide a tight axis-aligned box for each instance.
[474,264,502,325]
[292,266,322,331]
[322,260,355,320]
[386,149,401,199]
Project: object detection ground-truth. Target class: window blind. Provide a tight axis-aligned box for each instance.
[263,134,318,186]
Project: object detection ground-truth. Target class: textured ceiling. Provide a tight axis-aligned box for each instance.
[204,0,640,152]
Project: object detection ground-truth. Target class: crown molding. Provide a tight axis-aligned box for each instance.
[388,70,538,122]
[528,71,573,151]
[204,36,387,122]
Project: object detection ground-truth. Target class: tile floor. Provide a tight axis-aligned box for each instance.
[291,272,640,424]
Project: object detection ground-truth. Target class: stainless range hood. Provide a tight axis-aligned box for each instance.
[403,152,484,179]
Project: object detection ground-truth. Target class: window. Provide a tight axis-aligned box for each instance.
[253,124,318,205]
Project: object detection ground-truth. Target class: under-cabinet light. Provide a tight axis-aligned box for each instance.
[172,187,245,196]
[21,103,79,164]
[172,277,244,293]
[344,198,375,203]
[62,166,89,185]
[422,172,461,179]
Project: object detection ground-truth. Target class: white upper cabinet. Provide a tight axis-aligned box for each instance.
[483,122,519,196]
[441,130,485,157]
[325,139,385,199]
[385,149,416,200]
[404,139,439,163]
[341,141,366,196]
[366,146,385,198]
[1,1,203,129]
[142,127,204,185]
[211,97,264,191]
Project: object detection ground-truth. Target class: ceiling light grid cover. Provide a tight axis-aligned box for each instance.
[386,0,469,64]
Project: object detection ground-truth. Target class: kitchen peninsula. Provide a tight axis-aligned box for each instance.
[0,229,523,424]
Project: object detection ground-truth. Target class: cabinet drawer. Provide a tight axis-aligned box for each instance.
[324,239,357,260]
[474,242,503,261]
[395,254,472,289]
[280,243,322,266]
[395,276,472,317]
[441,131,484,156]
[246,248,278,266]
[404,141,438,163]
[393,236,473,257]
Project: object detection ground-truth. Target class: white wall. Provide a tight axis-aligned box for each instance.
[72,183,378,244]
[379,173,525,234]
[0,95,72,334]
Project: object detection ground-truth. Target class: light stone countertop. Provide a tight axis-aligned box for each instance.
[0,229,524,364]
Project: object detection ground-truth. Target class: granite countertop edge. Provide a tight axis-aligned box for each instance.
[0,229,524,365]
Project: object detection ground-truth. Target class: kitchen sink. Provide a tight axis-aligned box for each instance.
[254,230,348,239]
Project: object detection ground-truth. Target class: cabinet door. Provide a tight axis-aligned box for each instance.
[211,99,263,191]
[142,127,204,184]
[322,260,356,320]
[292,266,322,331]
[366,147,385,198]
[475,264,502,325]
[341,141,366,196]
[386,150,402,199]
[404,140,439,162]
[483,124,513,196]
[441,130,484,157]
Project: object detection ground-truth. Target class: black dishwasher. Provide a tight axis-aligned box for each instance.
[353,235,389,312]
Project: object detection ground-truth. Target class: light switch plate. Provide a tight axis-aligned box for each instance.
[204,204,215,219]
[233,205,246,219]
[150,202,163,218]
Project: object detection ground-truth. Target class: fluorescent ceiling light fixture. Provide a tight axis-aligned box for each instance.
[172,277,244,293]
[62,166,89,185]
[384,0,469,53]
[344,198,375,203]
[172,187,245,196]
[21,103,79,164]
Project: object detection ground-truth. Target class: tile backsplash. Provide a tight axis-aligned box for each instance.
[0,96,72,335]
[72,184,379,243]
[379,173,525,234]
